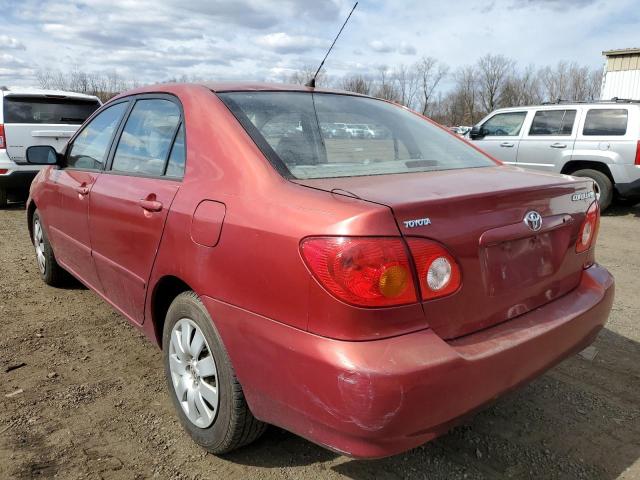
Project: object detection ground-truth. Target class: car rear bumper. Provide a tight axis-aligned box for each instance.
[0,170,38,191]
[202,263,614,459]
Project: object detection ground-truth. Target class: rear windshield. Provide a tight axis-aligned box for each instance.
[218,92,495,179]
[3,96,100,125]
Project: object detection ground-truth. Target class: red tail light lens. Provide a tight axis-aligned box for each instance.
[300,237,417,307]
[635,140,640,166]
[0,124,5,149]
[576,200,600,253]
[406,238,461,300]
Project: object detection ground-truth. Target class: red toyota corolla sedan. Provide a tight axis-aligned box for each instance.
[25,83,614,459]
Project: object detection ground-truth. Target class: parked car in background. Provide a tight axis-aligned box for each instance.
[0,87,101,207]
[468,100,640,209]
[26,83,613,459]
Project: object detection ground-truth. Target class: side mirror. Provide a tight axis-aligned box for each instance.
[469,125,484,140]
[26,145,59,165]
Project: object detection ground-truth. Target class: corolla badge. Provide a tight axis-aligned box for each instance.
[524,211,543,232]
[403,217,431,228]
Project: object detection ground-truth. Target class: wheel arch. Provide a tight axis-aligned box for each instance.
[27,200,37,244]
[150,275,194,347]
[561,160,614,184]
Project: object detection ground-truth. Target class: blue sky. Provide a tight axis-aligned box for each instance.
[0,0,638,87]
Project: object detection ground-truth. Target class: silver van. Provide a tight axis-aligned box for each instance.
[0,87,101,207]
[468,101,640,209]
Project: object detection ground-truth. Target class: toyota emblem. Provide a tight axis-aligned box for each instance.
[524,211,543,232]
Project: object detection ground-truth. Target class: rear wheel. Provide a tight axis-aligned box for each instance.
[0,188,7,208]
[162,291,266,454]
[32,209,66,286]
[570,169,613,211]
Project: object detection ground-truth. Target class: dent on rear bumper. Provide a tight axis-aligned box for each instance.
[202,264,614,459]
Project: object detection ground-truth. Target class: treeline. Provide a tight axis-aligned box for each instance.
[35,67,140,102]
[288,54,603,126]
[35,53,602,126]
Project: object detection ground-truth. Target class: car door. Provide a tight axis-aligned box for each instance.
[471,110,528,163]
[46,100,129,290]
[515,108,578,172]
[88,96,184,324]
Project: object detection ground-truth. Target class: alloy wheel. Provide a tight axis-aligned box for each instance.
[34,219,46,274]
[169,318,219,428]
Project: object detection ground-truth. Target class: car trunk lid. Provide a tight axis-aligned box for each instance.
[294,166,596,339]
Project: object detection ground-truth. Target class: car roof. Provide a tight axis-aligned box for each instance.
[0,86,101,102]
[491,102,640,113]
[110,82,368,101]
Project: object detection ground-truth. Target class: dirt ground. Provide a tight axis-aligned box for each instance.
[0,202,638,480]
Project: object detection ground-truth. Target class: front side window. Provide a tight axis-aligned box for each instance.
[3,96,100,124]
[67,102,128,170]
[111,99,181,176]
[219,92,494,180]
[481,112,527,137]
[529,109,576,136]
[583,109,628,136]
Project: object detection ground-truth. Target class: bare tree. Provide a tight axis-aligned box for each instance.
[288,65,328,87]
[500,64,541,107]
[341,74,372,95]
[454,65,479,125]
[373,66,400,102]
[476,54,514,112]
[393,64,419,109]
[415,57,448,115]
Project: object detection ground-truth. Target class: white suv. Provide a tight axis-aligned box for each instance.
[468,101,640,209]
[0,87,101,207]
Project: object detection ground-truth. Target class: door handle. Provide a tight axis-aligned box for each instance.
[74,185,90,195]
[550,143,567,149]
[139,199,163,212]
[500,142,515,148]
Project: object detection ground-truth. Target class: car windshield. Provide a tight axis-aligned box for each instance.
[218,91,495,179]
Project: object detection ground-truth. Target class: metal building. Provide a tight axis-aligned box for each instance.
[601,48,640,100]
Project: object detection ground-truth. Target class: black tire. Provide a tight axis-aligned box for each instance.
[0,188,7,208]
[162,291,266,454]
[571,169,613,211]
[32,209,66,286]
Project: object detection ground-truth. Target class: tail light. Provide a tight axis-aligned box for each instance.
[406,238,462,300]
[300,237,418,307]
[576,200,600,253]
[0,124,5,149]
[635,140,640,166]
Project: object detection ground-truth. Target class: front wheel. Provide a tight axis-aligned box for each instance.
[570,169,613,211]
[162,291,266,454]
[32,209,66,286]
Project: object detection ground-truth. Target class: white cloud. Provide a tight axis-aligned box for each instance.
[256,32,324,53]
[0,35,26,50]
[0,0,636,88]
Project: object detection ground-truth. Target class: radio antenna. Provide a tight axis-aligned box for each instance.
[306,2,358,88]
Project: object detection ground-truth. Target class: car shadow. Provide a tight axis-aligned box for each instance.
[224,327,640,479]
[604,202,640,218]
[2,201,26,210]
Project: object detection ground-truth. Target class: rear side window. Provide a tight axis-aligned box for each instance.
[111,99,181,176]
[166,124,185,178]
[583,109,628,136]
[3,96,100,124]
[481,112,527,136]
[67,102,128,170]
[528,110,576,136]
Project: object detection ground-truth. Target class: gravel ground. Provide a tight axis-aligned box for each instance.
[0,202,639,480]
